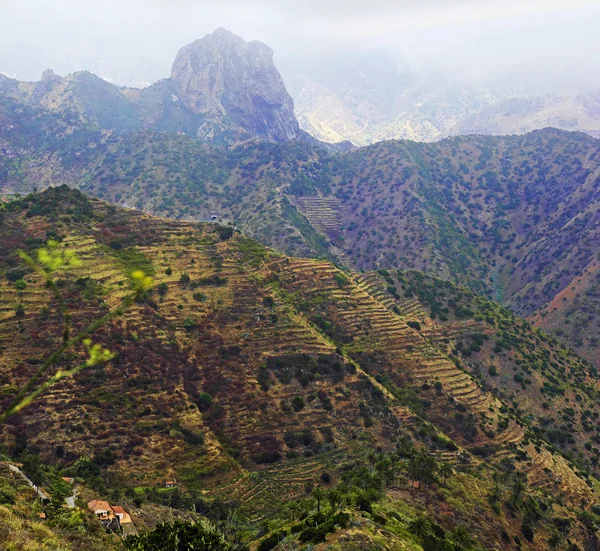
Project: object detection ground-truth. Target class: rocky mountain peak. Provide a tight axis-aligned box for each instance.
[170,28,300,142]
[41,69,59,82]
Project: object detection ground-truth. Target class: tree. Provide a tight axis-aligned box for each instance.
[126,520,230,551]
[288,500,302,521]
[397,437,413,458]
[548,531,562,550]
[450,524,472,550]
[326,488,342,512]
[438,463,454,485]
[312,486,325,513]
[408,450,437,489]
[47,479,71,519]
[510,472,527,509]
[408,515,431,540]
[157,282,168,296]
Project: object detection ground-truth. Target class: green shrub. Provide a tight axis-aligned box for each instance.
[157,282,168,296]
[257,530,288,551]
[6,267,26,282]
[292,396,305,412]
[14,279,27,290]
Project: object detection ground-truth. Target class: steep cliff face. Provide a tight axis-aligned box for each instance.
[171,28,300,142]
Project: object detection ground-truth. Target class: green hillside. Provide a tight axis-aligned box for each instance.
[1,188,600,549]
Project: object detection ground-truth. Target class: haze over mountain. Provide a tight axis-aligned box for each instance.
[283,50,600,144]
[2,1,600,144]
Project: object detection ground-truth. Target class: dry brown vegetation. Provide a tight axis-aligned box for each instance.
[1,188,600,549]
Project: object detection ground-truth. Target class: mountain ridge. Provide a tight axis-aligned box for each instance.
[0,89,599,366]
[2,186,600,549]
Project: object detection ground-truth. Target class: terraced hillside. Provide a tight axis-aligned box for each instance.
[357,270,600,475]
[2,91,600,365]
[2,187,600,549]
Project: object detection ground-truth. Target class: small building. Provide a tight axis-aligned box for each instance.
[87,500,113,519]
[88,499,136,536]
[37,512,47,520]
[165,480,175,488]
[112,506,133,525]
[61,477,74,485]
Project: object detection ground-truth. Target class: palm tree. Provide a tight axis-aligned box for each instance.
[408,515,431,540]
[450,524,472,550]
[397,437,413,458]
[367,451,377,474]
[326,488,341,512]
[312,486,325,513]
[438,463,454,485]
[408,450,437,489]
[489,483,502,504]
[288,500,302,521]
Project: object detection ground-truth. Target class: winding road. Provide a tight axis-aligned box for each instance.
[9,464,77,507]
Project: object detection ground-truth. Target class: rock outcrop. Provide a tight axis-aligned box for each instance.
[171,28,300,142]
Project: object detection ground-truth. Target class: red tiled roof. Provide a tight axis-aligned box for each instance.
[112,505,133,524]
[87,500,113,514]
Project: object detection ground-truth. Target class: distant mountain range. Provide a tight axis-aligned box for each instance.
[4,29,600,148]
[282,50,600,145]
[0,29,303,145]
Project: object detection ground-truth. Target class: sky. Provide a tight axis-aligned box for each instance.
[0,0,598,90]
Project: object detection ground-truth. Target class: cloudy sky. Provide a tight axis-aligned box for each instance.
[0,0,598,90]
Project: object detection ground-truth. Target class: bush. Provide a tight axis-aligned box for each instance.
[521,523,534,542]
[180,273,191,285]
[216,226,234,241]
[197,393,213,411]
[126,520,229,550]
[183,317,197,330]
[193,292,207,302]
[198,275,228,287]
[14,279,27,290]
[257,530,288,551]
[6,267,26,282]
[157,282,168,296]
[291,396,305,412]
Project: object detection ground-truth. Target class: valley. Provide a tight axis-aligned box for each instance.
[1,24,600,551]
